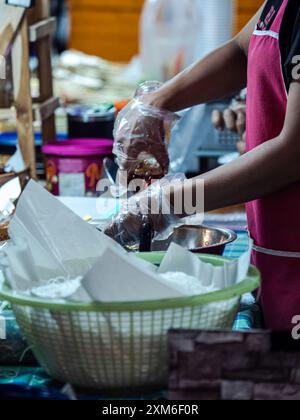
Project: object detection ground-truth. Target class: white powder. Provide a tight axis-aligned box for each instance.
[160,272,217,296]
[31,276,82,299]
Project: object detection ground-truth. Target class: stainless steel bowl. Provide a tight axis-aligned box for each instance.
[151,225,237,255]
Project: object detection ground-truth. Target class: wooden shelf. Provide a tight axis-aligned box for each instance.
[0,0,57,178]
[0,1,25,57]
[29,17,56,43]
[33,97,60,122]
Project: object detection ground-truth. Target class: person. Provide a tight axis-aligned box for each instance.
[212,91,247,155]
[105,0,300,331]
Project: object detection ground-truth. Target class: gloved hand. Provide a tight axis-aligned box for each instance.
[104,174,185,247]
[113,82,180,184]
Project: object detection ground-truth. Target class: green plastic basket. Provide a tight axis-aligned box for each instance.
[0,253,260,392]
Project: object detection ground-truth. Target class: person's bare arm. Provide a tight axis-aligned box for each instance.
[146,3,266,112]
[171,81,300,213]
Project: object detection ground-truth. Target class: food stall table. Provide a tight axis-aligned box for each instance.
[0,228,261,400]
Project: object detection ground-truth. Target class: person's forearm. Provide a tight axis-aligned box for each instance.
[169,134,300,216]
[147,38,248,112]
[201,137,298,212]
[170,75,300,215]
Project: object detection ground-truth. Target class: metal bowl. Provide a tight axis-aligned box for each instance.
[151,225,237,255]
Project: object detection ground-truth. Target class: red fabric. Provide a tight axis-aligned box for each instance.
[246,0,300,330]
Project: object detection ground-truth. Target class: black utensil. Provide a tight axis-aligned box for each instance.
[139,219,153,252]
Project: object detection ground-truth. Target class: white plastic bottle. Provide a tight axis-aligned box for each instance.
[140,0,234,82]
[140,0,201,82]
[195,0,235,59]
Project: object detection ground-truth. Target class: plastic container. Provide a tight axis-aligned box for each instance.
[0,253,261,393]
[0,132,67,177]
[67,105,116,140]
[42,139,113,197]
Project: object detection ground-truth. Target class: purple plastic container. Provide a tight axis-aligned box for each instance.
[42,139,113,196]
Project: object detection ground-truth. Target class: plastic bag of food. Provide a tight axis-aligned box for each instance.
[113,82,180,184]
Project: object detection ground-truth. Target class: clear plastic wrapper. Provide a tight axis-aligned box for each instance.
[104,174,185,247]
[113,82,180,183]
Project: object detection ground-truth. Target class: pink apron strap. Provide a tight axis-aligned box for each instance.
[270,0,289,32]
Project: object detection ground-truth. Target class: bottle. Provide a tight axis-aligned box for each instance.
[140,0,201,82]
[140,0,234,82]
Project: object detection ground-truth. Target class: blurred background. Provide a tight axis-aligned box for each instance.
[66,0,260,62]
[54,0,260,174]
[0,0,262,194]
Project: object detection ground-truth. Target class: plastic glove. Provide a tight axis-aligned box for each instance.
[113,82,180,184]
[104,174,185,247]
